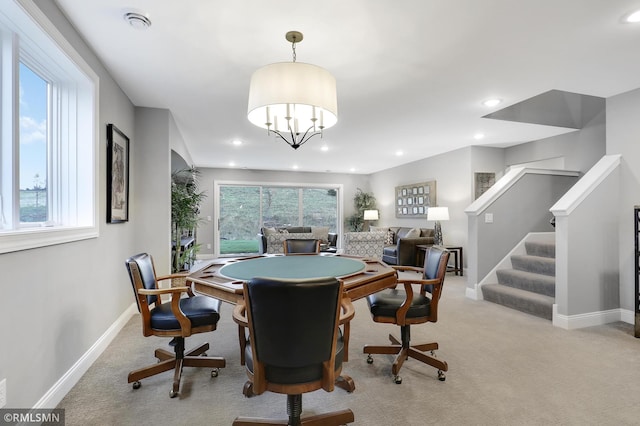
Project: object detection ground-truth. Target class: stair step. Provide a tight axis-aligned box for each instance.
[482,284,554,320]
[524,240,555,258]
[496,269,555,297]
[511,254,555,276]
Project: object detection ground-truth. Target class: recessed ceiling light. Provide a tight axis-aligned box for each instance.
[395,150,403,156]
[292,165,299,170]
[229,161,236,167]
[321,144,329,152]
[350,167,356,173]
[123,10,151,30]
[232,139,242,146]
[474,133,485,140]
[623,9,640,23]
[482,98,502,107]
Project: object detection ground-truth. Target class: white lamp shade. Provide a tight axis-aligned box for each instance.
[427,206,449,221]
[363,209,379,220]
[247,62,338,132]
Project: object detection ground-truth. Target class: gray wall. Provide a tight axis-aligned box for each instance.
[504,109,606,173]
[368,147,472,254]
[606,87,640,312]
[195,168,370,256]
[133,108,173,275]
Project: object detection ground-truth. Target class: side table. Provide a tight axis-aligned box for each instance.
[415,244,463,276]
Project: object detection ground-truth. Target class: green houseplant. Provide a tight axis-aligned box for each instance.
[345,188,377,231]
[171,168,206,273]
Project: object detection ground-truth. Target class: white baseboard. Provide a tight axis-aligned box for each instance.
[553,305,633,330]
[34,303,138,409]
[465,283,480,300]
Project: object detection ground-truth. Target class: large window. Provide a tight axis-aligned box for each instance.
[217,183,342,255]
[0,0,98,253]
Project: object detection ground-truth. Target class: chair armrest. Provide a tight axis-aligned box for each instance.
[138,286,193,335]
[392,265,424,274]
[394,278,443,324]
[137,286,190,296]
[327,232,338,247]
[155,273,189,283]
[232,301,248,328]
[339,297,355,324]
[155,273,195,296]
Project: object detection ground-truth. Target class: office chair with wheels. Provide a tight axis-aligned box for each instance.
[125,253,226,398]
[232,276,355,425]
[363,246,450,384]
[283,238,321,254]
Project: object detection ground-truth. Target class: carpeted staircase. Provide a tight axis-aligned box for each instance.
[481,239,556,320]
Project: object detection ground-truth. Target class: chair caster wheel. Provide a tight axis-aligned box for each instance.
[438,370,446,381]
[394,375,402,384]
[243,381,254,397]
[132,381,141,390]
[169,390,178,398]
[366,355,374,364]
[211,368,219,377]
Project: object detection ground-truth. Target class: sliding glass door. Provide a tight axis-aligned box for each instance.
[217,183,341,255]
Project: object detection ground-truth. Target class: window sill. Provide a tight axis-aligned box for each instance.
[0,226,98,253]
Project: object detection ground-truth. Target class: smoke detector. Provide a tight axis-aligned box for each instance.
[123,10,151,30]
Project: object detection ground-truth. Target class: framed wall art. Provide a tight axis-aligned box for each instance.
[107,123,130,223]
[395,181,436,218]
[474,172,496,200]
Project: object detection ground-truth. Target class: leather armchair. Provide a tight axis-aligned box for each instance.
[364,246,450,384]
[125,253,226,398]
[232,276,355,425]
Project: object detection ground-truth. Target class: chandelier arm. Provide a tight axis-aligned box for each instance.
[268,126,322,150]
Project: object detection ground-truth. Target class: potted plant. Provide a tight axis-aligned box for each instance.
[171,167,206,273]
[345,188,377,231]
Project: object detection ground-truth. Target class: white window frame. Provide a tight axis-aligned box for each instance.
[0,0,99,253]
[214,180,344,256]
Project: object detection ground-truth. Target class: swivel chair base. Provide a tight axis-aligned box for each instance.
[128,339,226,398]
[363,326,447,384]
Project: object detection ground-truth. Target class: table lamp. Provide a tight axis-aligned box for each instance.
[427,206,449,245]
[363,209,379,231]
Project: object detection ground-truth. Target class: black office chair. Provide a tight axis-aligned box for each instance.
[232,276,355,425]
[283,238,321,254]
[363,246,450,384]
[125,253,226,398]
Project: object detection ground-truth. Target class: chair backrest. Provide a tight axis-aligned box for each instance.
[422,246,450,297]
[125,253,159,312]
[245,276,341,371]
[283,238,320,254]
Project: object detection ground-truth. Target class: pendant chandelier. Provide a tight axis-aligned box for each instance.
[247,31,338,150]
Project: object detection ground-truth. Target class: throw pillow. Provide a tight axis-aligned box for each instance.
[384,230,395,245]
[310,226,329,244]
[405,227,421,238]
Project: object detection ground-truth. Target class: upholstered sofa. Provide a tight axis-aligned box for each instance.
[258,226,337,254]
[343,231,387,259]
[379,226,435,266]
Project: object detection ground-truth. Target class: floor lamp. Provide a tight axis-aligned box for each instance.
[363,209,379,231]
[427,207,449,246]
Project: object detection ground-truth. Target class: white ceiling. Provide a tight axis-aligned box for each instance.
[54,0,640,174]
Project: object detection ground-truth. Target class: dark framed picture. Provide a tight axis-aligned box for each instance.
[107,124,129,223]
